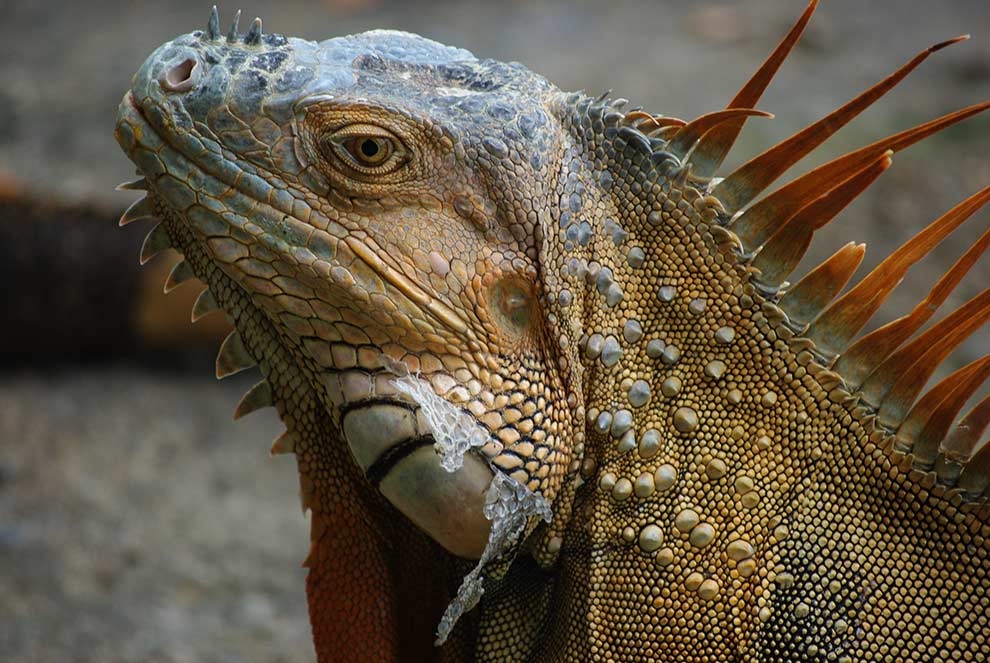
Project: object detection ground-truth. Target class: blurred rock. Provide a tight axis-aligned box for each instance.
[0,181,231,363]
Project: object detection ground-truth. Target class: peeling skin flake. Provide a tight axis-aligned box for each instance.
[392,373,489,472]
[388,373,552,645]
[435,471,553,645]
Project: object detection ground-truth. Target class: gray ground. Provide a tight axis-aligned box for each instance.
[0,368,311,662]
[1,1,989,661]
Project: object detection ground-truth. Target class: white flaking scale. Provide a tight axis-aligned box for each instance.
[388,371,552,645]
[435,470,552,644]
[392,373,490,472]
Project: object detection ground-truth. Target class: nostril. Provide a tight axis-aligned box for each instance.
[162,58,197,92]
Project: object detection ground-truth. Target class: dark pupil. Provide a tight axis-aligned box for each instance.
[360,139,380,158]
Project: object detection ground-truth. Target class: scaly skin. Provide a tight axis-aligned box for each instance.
[115,8,990,662]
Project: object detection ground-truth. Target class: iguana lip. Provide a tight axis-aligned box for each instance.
[117,91,371,312]
[124,90,140,112]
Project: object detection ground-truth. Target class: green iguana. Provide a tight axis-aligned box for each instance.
[114,3,990,660]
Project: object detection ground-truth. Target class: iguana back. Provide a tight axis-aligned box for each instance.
[114,3,990,660]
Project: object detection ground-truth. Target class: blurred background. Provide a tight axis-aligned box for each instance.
[1,0,989,661]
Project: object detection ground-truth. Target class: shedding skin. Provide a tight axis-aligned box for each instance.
[114,5,990,661]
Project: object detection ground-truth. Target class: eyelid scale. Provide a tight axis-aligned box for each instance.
[323,123,409,172]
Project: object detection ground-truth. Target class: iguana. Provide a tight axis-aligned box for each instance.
[114,3,990,660]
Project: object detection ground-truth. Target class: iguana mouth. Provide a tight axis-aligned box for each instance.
[117,90,328,281]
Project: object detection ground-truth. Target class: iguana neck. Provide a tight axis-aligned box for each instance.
[524,92,832,656]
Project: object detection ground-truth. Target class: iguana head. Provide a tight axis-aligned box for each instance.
[115,12,582,567]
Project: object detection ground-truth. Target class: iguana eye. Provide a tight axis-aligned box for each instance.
[323,124,407,175]
[346,136,391,165]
